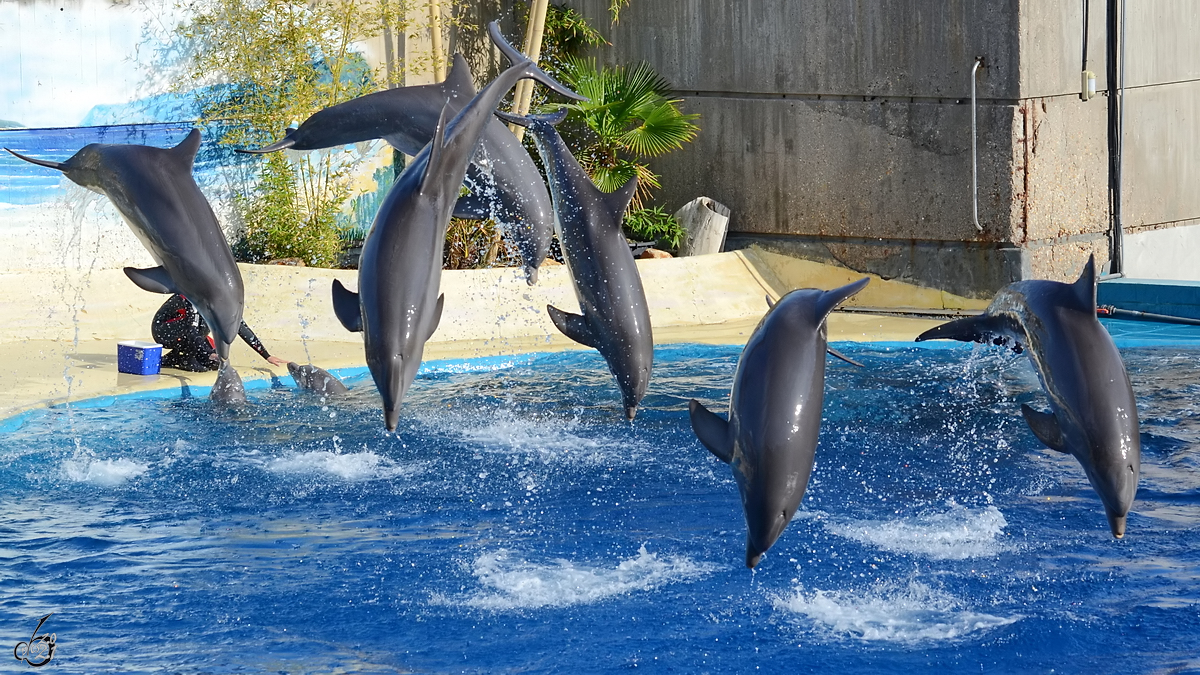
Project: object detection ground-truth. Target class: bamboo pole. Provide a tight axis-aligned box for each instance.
[428,0,445,81]
[506,0,550,141]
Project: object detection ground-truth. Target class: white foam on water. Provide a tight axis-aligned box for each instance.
[63,457,149,486]
[774,579,1020,643]
[266,450,416,481]
[823,505,1008,560]
[444,545,715,611]
[444,410,645,466]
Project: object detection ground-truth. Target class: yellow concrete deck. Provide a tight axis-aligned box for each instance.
[0,248,976,419]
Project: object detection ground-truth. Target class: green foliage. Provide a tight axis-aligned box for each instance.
[540,3,607,70]
[171,0,411,266]
[549,57,699,245]
[623,206,686,250]
[232,153,346,266]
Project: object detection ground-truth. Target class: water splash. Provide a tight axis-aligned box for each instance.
[823,504,1009,560]
[774,579,1020,642]
[441,545,716,611]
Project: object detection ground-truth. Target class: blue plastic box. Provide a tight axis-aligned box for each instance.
[117,340,163,375]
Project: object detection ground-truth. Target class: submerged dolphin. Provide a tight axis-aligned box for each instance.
[916,256,1139,537]
[241,53,555,284]
[689,279,869,568]
[497,109,653,420]
[6,130,246,399]
[287,362,349,396]
[330,22,584,431]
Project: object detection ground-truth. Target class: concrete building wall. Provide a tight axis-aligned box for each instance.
[566,0,1199,295]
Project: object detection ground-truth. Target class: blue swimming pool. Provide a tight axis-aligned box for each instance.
[1,335,1198,673]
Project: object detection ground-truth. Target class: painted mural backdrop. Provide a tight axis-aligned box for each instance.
[0,0,391,269]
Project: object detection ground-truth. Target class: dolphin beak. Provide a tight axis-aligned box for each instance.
[524,265,538,286]
[1108,513,1127,538]
[236,136,297,155]
[625,405,638,421]
[5,148,66,171]
[384,408,400,432]
[745,542,764,569]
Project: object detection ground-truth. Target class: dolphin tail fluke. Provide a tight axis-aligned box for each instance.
[487,21,586,102]
[1073,254,1098,310]
[331,279,363,332]
[688,399,733,464]
[237,132,297,155]
[1020,404,1068,453]
[211,360,247,407]
[547,305,598,349]
[4,148,66,172]
[123,266,178,294]
[915,313,1018,344]
[815,277,870,320]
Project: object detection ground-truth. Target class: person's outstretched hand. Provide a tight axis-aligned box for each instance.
[267,356,286,366]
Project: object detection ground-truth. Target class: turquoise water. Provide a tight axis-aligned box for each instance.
[1,331,1198,673]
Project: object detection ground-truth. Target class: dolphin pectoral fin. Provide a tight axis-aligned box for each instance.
[123,266,178,294]
[547,305,598,349]
[826,346,864,367]
[173,128,202,165]
[688,399,733,464]
[426,294,445,341]
[453,192,492,220]
[815,277,870,320]
[915,313,1019,344]
[1021,404,1068,453]
[494,108,568,128]
[331,279,363,332]
[765,295,776,309]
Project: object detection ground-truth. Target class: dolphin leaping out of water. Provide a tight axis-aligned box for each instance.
[239,52,556,285]
[496,108,654,420]
[6,130,247,403]
[689,278,869,568]
[916,255,1140,538]
[330,22,585,431]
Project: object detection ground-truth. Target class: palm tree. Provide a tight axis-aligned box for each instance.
[552,57,700,213]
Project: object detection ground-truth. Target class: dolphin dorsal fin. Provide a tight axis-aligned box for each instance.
[815,277,870,321]
[604,176,638,221]
[442,53,477,99]
[688,400,733,463]
[173,129,202,166]
[419,104,452,196]
[1073,254,1097,310]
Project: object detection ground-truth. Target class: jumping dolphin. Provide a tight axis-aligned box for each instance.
[915,256,1139,537]
[496,109,653,420]
[689,278,869,568]
[330,22,584,431]
[5,131,247,401]
[240,53,555,285]
[287,362,349,396]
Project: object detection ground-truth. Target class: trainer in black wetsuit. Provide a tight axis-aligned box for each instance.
[151,294,284,372]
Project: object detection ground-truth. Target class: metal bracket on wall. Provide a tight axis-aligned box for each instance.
[971,57,986,233]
